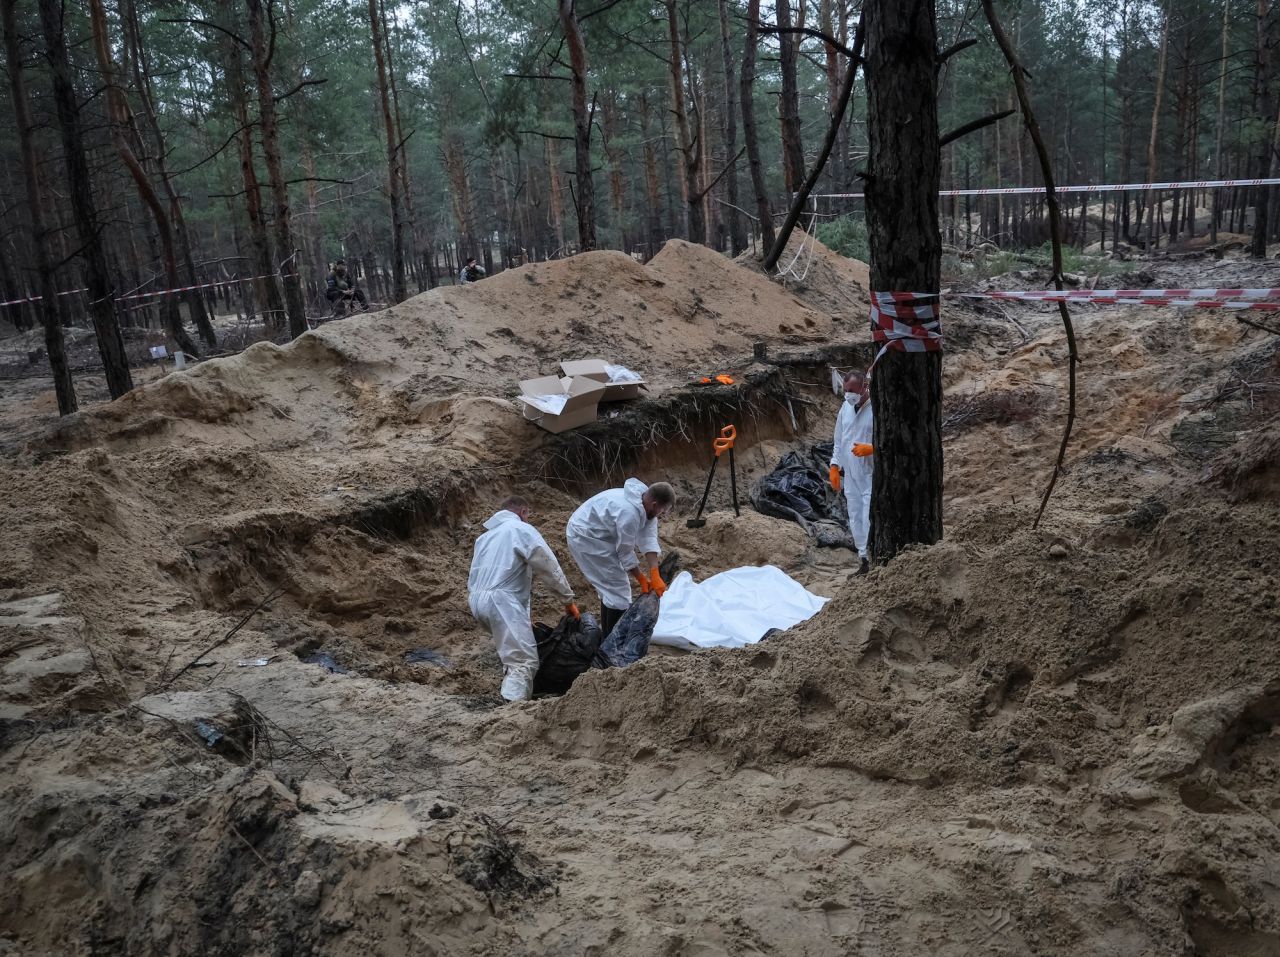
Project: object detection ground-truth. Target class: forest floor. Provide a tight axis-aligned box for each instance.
[2,236,1279,957]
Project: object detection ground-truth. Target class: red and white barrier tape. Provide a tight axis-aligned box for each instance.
[870,285,1280,357]
[0,254,302,310]
[0,271,296,310]
[952,287,1280,310]
[870,291,943,363]
[811,177,1280,200]
[0,287,89,309]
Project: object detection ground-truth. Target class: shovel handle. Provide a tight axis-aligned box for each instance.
[713,424,737,457]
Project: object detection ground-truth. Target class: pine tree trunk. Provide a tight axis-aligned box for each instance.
[1212,0,1228,243]
[741,0,776,252]
[88,0,199,357]
[820,0,841,191]
[776,0,806,195]
[369,0,406,301]
[1250,0,1273,258]
[864,0,943,562]
[246,0,307,336]
[217,0,286,330]
[543,133,565,254]
[665,0,705,243]
[38,0,132,397]
[3,0,75,413]
[559,0,597,251]
[717,0,747,254]
[1144,0,1170,250]
[602,95,629,249]
[639,93,665,255]
[380,0,421,288]
[121,0,216,347]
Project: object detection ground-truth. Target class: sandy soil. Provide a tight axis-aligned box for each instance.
[2,237,1279,956]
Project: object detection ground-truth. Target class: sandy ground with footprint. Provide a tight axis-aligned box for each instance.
[2,235,1279,956]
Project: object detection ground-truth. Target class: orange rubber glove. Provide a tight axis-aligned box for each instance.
[565,602,580,620]
[853,443,874,457]
[828,464,841,492]
[631,567,651,594]
[649,568,667,598]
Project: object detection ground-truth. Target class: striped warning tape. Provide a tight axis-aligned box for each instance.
[811,177,1280,200]
[0,270,298,310]
[870,288,1280,317]
[951,287,1280,310]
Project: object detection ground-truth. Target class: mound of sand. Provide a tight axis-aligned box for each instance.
[736,232,872,321]
[4,241,1280,956]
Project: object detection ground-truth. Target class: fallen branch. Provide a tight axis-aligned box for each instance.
[982,0,1080,530]
[763,8,866,272]
[161,588,283,689]
[1237,315,1280,336]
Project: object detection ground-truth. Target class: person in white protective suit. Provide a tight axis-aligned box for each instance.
[828,370,874,574]
[468,495,579,701]
[566,479,676,637]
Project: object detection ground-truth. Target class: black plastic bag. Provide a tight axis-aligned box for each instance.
[594,592,659,668]
[751,442,854,548]
[533,612,604,696]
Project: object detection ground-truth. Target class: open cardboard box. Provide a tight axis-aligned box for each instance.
[559,358,646,402]
[516,374,608,433]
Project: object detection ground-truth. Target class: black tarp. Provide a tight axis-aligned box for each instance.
[750,442,854,549]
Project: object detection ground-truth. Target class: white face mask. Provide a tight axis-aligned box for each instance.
[844,391,860,405]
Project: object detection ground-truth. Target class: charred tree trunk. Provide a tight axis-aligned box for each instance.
[864,0,943,562]
[369,0,406,301]
[246,0,307,337]
[4,0,75,413]
[741,0,776,252]
[559,0,596,251]
[38,0,133,397]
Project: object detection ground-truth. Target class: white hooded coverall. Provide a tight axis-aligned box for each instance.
[468,510,574,701]
[831,393,873,559]
[565,478,661,612]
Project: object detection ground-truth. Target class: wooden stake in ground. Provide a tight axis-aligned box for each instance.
[863,0,944,563]
[981,0,1080,529]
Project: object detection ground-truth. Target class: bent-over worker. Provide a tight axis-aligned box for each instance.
[566,479,675,637]
[829,370,874,574]
[468,495,578,702]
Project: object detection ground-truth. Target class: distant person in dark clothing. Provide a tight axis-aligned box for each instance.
[325,259,368,313]
[459,257,486,285]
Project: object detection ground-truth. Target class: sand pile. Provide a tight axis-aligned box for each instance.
[736,232,872,322]
[4,241,1280,956]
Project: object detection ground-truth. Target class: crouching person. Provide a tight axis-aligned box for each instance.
[468,496,578,701]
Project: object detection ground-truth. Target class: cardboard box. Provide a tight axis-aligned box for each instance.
[559,358,646,402]
[516,375,608,433]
